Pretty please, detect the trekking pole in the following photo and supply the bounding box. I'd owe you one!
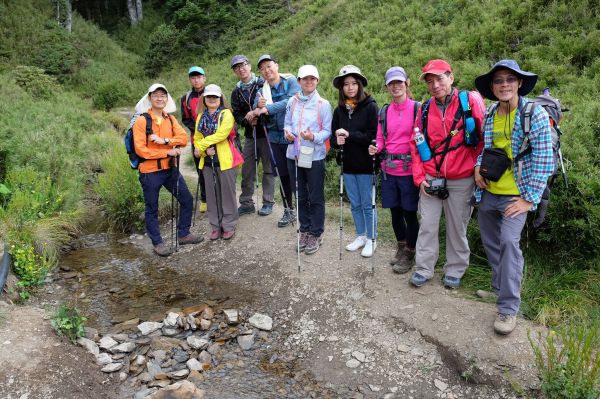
[253,126,259,207]
[338,144,344,261]
[262,125,294,224]
[192,174,200,227]
[209,150,223,237]
[170,156,176,252]
[370,139,377,273]
[295,155,301,273]
[174,153,181,252]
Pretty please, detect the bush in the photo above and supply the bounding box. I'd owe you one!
[12,65,60,99]
[31,21,78,81]
[143,23,181,77]
[51,304,87,344]
[93,80,129,111]
[10,240,49,288]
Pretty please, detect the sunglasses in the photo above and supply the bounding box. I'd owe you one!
[492,76,519,85]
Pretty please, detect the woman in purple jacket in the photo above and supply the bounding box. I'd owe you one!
[368,67,420,272]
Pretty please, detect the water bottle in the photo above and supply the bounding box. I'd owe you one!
[414,127,431,162]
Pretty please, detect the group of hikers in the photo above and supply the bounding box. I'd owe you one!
[131,55,556,336]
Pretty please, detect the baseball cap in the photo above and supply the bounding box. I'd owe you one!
[297,65,320,80]
[257,54,277,68]
[188,66,205,76]
[384,67,408,85]
[230,55,249,68]
[419,59,452,80]
[203,84,222,97]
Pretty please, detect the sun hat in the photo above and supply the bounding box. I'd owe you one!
[257,54,277,68]
[230,55,249,68]
[135,83,176,113]
[419,59,452,80]
[188,66,205,76]
[384,67,408,85]
[332,65,368,89]
[297,65,320,80]
[474,59,538,101]
[203,84,223,97]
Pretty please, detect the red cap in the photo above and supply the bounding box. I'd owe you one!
[419,59,452,80]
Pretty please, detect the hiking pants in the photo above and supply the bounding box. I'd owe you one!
[239,137,275,207]
[288,158,325,237]
[139,169,193,246]
[477,191,527,316]
[191,143,206,202]
[344,173,377,239]
[415,176,474,280]
[202,164,239,233]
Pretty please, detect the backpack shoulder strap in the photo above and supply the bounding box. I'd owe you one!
[378,104,389,141]
[421,98,432,140]
[185,90,193,111]
[520,100,536,135]
[413,101,421,122]
[142,113,153,139]
[458,90,470,113]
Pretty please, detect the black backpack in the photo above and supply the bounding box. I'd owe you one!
[124,113,174,169]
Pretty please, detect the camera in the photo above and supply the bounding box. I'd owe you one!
[424,178,449,199]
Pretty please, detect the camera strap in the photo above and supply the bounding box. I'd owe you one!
[432,129,458,177]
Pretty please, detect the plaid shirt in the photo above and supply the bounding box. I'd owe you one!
[475,97,554,210]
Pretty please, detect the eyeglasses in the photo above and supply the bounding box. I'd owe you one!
[150,94,167,99]
[233,62,249,71]
[259,62,275,72]
[492,76,519,85]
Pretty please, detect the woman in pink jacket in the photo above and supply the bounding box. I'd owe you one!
[368,67,420,272]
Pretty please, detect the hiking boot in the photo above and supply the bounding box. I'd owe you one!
[410,272,430,287]
[153,243,172,257]
[209,229,221,240]
[361,239,376,258]
[389,241,406,266]
[222,229,235,240]
[443,275,461,289]
[238,205,255,215]
[277,209,294,227]
[258,204,273,216]
[346,235,367,252]
[178,233,204,246]
[297,232,309,252]
[404,246,416,262]
[391,262,412,274]
[304,234,322,255]
[199,202,207,213]
[494,313,517,335]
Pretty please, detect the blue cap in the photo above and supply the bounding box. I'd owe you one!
[188,66,205,76]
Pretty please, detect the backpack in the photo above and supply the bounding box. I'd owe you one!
[378,100,421,141]
[124,112,174,169]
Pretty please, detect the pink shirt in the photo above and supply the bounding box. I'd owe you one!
[376,99,416,176]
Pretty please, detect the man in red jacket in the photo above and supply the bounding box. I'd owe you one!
[409,59,485,288]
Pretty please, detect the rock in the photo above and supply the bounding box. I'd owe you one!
[146,380,205,399]
[327,335,339,342]
[96,353,113,366]
[248,313,273,331]
[148,380,171,389]
[182,304,208,316]
[111,342,136,353]
[101,362,123,373]
[434,379,448,392]
[187,370,204,384]
[164,312,180,327]
[186,358,203,371]
[162,327,179,337]
[151,350,167,363]
[139,372,152,383]
[352,351,366,363]
[199,319,211,330]
[147,361,162,378]
[150,336,182,352]
[328,356,333,362]
[237,334,255,351]
[223,309,239,324]
[172,349,189,363]
[369,384,381,392]
[432,313,439,321]
[138,321,164,336]
[397,344,410,353]
[186,315,197,330]
[112,333,129,342]
[154,373,169,380]
[84,327,99,341]
[198,351,212,365]
[200,307,214,320]
[62,271,79,279]
[169,369,190,379]
[411,347,424,357]
[186,336,209,350]
[133,355,147,366]
[346,359,361,368]
[119,372,128,382]
[77,337,99,356]
[111,318,140,333]
[207,343,220,355]
[99,336,118,350]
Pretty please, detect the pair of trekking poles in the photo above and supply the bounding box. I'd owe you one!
[338,139,377,273]
[192,147,224,237]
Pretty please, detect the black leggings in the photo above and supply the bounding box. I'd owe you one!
[390,207,419,248]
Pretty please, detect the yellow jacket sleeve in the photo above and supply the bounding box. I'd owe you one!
[196,110,235,152]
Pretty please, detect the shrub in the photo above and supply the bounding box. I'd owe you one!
[12,65,60,99]
[143,23,181,77]
[31,21,78,81]
[93,80,129,111]
[10,240,49,288]
[51,304,87,344]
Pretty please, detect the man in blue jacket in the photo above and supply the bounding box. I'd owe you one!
[249,54,301,227]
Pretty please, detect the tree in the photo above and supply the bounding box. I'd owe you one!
[53,0,72,32]
[127,0,143,25]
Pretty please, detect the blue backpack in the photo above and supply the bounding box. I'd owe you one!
[124,113,173,169]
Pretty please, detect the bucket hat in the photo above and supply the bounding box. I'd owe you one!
[384,67,408,85]
[203,84,223,97]
[475,59,538,101]
[135,83,176,114]
[297,65,320,80]
[332,65,368,89]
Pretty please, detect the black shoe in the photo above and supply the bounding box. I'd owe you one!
[277,209,295,227]
[238,205,256,215]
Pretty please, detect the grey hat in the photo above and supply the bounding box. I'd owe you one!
[257,54,276,68]
[475,59,538,101]
[332,65,368,89]
[230,54,249,68]
[384,67,408,85]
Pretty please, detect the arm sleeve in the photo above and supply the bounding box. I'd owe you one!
[169,117,188,147]
[284,97,295,135]
[133,117,169,160]
[311,101,332,145]
[181,95,195,132]
[375,108,385,152]
[347,102,378,146]
[230,88,249,127]
[522,106,554,204]
[266,77,301,116]
[197,110,235,152]
[330,107,340,149]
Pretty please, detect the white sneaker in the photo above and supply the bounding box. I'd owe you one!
[361,239,377,258]
[345,235,367,252]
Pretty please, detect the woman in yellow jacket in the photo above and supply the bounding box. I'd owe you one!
[194,84,244,240]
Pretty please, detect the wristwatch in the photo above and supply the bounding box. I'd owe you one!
[164,138,170,145]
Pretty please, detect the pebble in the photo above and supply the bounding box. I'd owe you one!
[169,369,189,379]
[327,335,339,342]
[248,313,273,331]
[397,344,410,353]
[77,337,99,356]
[198,351,212,364]
[186,336,209,350]
[99,336,118,350]
[111,342,136,353]
[369,384,381,392]
[96,353,112,366]
[434,379,448,392]
[346,359,361,368]
[101,362,123,373]
[328,356,333,362]
[223,309,239,324]
[164,312,179,327]
[237,334,255,351]
[352,351,366,363]
[186,358,202,371]
[199,319,211,330]
[432,313,439,321]
[138,322,163,336]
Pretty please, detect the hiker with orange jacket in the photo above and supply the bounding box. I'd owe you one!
[133,83,203,257]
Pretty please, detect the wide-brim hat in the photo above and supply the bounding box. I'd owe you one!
[475,59,538,101]
[332,65,368,89]
[135,83,176,113]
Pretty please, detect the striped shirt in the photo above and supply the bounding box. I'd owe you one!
[474,97,554,210]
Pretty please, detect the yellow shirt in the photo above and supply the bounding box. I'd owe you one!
[488,108,519,195]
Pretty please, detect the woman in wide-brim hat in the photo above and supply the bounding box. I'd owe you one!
[330,64,379,258]
[472,59,554,336]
